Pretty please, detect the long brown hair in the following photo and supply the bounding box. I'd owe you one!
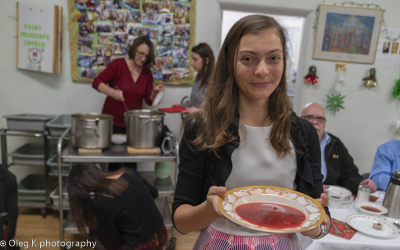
[191,43,215,89]
[189,14,293,157]
[66,163,131,234]
[128,36,155,68]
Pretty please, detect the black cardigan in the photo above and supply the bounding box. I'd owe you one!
[172,113,330,228]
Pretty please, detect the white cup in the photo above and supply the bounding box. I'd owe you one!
[329,195,344,208]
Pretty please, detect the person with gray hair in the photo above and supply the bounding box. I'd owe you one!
[301,102,376,194]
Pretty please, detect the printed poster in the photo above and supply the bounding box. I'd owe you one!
[373,28,400,69]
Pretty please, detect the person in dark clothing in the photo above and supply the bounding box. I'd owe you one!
[301,102,376,194]
[0,164,19,250]
[67,163,166,250]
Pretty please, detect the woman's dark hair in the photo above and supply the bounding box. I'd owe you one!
[191,43,215,89]
[189,14,293,157]
[66,163,131,234]
[128,36,155,68]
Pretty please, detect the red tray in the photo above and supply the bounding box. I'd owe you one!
[158,106,187,113]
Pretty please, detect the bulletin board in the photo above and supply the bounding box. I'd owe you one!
[67,0,196,85]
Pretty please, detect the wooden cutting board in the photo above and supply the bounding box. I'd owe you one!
[127,146,161,155]
[78,148,102,154]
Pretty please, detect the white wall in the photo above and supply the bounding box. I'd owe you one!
[0,0,191,179]
[216,0,400,175]
[1,0,400,178]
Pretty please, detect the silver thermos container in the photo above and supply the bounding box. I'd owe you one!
[383,170,400,218]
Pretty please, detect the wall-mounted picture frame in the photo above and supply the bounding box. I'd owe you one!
[313,4,384,64]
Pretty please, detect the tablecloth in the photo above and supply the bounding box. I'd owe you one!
[299,191,400,250]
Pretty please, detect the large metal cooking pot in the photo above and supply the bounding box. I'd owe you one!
[125,109,165,149]
[71,113,113,149]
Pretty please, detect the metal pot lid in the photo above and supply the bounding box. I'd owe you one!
[125,109,165,117]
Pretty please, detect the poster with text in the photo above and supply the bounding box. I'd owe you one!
[17,2,62,74]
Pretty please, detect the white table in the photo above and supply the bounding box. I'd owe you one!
[300,192,400,250]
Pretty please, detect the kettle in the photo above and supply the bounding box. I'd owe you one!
[383,170,400,218]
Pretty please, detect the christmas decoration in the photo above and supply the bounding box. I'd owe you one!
[392,78,400,99]
[335,62,346,72]
[334,62,346,92]
[304,65,318,85]
[363,68,378,87]
[326,93,346,115]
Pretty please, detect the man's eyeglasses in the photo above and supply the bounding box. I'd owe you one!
[301,115,326,124]
[136,50,149,59]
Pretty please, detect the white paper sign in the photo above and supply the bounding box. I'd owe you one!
[17,2,58,73]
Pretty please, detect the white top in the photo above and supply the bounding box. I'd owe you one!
[211,123,297,236]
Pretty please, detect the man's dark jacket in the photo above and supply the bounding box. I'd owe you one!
[324,133,364,193]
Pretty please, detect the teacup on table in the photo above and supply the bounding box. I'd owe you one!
[329,195,345,208]
[327,185,353,208]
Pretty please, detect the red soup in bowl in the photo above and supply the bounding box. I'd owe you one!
[360,206,382,213]
[235,202,306,229]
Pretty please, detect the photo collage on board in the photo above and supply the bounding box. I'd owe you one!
[74,0,192,83]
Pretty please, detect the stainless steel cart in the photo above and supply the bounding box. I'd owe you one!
[0,129,53,217]
[56,128,178,249]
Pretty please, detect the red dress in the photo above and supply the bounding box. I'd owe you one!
[92,58,154,127]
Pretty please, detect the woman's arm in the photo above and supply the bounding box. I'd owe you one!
[97,82,124,101]
[174,186,226,233]
[369,146,394,191]
[92,59,124,101]
[172,122,226,233]
[181,107,199,114]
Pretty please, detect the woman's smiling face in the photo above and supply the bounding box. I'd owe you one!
[235,29,284,103]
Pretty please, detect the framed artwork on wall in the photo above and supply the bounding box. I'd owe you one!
[313,4,384,64]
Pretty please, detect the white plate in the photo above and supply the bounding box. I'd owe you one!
[111,134,127,144]
[326,185,352,199]
[346,214,399,238]
[218,186,325,233]
[151,88,165,107]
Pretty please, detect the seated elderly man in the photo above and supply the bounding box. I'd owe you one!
[301,102,376,194]
[369,140,400,191]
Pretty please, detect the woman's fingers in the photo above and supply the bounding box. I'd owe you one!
[112,89,124,101]
[155,84,165,92]
[207,186,227,216]
[207,186,227,197]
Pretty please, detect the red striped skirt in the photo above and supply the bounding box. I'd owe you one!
[193,226,301,250]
